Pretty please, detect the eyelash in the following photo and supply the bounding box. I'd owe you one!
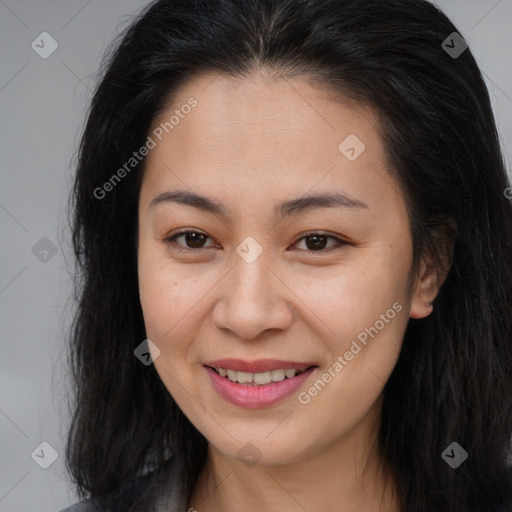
[162,230,348,254]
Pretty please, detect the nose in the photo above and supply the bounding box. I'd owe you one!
[211,252,294,340]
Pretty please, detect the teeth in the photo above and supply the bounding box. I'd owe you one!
[254,371,272,385]
[271,369,286,382]
[213,367,306,385]
[236,371,253,383]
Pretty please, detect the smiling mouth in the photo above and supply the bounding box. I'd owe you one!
[206,366,315,386]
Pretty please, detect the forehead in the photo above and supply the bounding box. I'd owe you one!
[141,71,404,220]
[151,70,380,153]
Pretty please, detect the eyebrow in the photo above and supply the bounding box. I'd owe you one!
[150,190,368,218]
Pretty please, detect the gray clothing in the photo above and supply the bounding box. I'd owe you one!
[57,461,186,512]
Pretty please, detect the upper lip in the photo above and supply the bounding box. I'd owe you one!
[204,358,317,373]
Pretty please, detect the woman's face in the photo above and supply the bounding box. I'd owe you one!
[137,71,430,466]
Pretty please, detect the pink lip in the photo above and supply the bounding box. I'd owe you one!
[204,358,316,373]
[204,364,317,409]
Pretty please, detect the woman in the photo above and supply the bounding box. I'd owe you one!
[61,0,512,511]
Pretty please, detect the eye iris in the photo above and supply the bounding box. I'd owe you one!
[305,234,328,251]
[185,232,207,248]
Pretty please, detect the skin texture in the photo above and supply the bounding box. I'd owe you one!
[137,70,444,512]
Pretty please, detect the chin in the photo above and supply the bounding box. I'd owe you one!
[205,423,316,467]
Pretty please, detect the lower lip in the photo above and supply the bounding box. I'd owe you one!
[205,366,316,409]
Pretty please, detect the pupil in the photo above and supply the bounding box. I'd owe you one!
[306,235,327,251]
[186,232,205,248]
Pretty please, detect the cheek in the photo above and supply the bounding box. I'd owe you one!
[289,249,410,338]
[137,254,206,404]
[290,249,410,400]
[137,246,201,354]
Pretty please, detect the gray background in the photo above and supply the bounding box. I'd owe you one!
[1,1,511,511]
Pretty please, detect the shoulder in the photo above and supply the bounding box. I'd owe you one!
[55,471,153,512]
[56,462,186,512]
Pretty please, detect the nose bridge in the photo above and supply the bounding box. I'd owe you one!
[230,244,275,306]
[229,231,273,293]
[213,242,292,338]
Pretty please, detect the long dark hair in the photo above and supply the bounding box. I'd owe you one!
[65,1,512,510]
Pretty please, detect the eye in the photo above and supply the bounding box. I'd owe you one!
[291,231,347,252]
[163,229,348,253]
[163,230,216,251]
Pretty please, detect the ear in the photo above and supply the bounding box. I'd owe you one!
[409,219,457,319]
